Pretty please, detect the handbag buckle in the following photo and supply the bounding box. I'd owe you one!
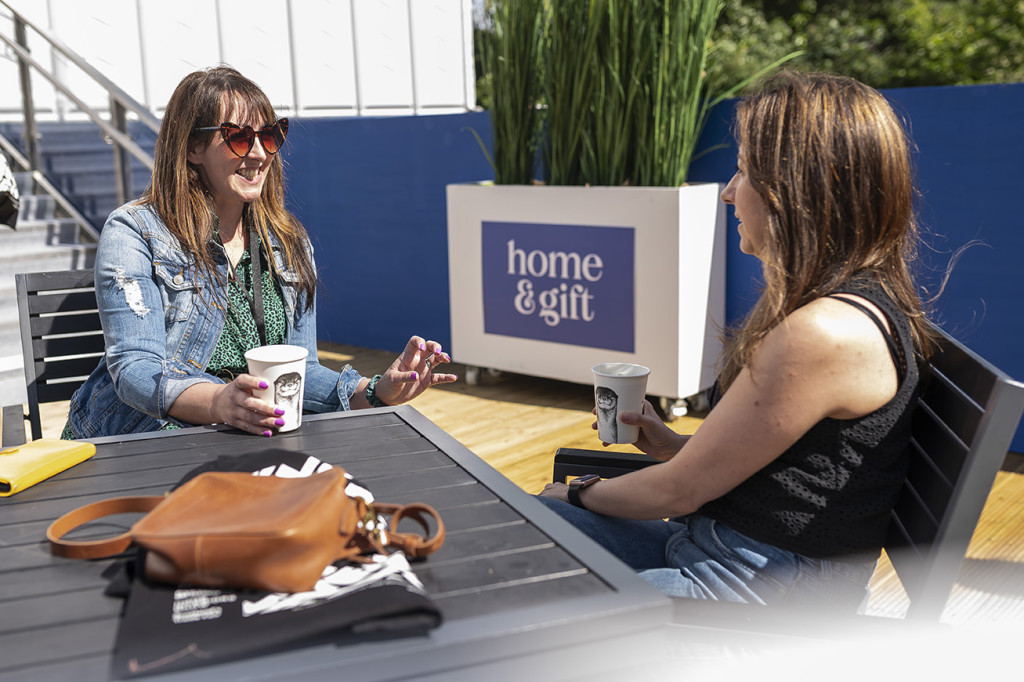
[360,500,383,541]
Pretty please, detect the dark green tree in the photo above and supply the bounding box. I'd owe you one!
[709,0,1024,90]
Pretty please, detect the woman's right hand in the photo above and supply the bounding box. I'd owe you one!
[219,374,287,436]
[596,399,689,461]
[171,375,286,437]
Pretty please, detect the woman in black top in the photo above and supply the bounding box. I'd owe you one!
[538,71,935,611]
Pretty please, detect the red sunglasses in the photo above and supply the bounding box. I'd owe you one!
[193,118,289,157]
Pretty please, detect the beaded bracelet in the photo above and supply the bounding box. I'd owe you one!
[365,374,388,408]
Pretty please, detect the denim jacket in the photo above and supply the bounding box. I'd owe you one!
[67,202,363,438]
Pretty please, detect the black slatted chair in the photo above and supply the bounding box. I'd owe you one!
[553,323,1024,622]
[2,269,101,446]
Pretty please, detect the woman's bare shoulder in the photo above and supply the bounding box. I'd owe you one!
[755,296,898,418]
[784,295,890,350]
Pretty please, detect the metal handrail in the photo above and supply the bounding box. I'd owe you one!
[0,1,160,236]
[0,3,159,133]
[0,35,156,167]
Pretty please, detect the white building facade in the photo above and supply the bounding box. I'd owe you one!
[0,0,476,120]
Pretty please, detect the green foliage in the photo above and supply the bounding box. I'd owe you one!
[636,0,727,187]
[472,28,494,111]
[476,0,546,185]
[479,0,795,186]
[543,0,607,185]
[475,1,1024,129]
[708,0,1024,90]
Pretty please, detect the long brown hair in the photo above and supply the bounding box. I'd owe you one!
[140,66,316,309]
[717,71,934,390]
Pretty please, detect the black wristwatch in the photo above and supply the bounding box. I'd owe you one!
[567,473,600,510]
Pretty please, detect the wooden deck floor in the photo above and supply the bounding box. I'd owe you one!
[21,341,1024,627]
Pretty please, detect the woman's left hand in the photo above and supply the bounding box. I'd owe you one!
[538,482,569,502]
[372,336,458,405]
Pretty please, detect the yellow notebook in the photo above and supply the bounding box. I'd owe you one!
[0,439,96,497]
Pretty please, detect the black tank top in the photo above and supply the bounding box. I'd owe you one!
[699,276,920,559]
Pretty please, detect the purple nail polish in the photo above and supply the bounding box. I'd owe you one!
[410,372,419,381]
[275,418,286,426]
[262,430,272,437]
[419,343,426,351]
[259,381,269,390]
[275,408,285,415]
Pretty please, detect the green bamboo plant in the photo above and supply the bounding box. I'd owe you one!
[544,0,604,186]
[476,0,546,185]
[481,0,797,187]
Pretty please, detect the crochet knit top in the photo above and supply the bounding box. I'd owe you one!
[699,276,920,559]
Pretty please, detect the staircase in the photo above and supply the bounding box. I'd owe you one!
[0,121,156,229]
[0,122,154,406]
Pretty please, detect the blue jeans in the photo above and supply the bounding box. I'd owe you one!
[536,497,875,612]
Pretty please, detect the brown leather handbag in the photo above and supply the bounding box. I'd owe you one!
[46,467,444,593]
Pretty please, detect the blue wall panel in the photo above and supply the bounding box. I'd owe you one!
[285,84,1024,451]
[282,111,493,353]
[886,85,1024,369]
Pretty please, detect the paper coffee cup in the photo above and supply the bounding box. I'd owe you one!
[244,344,309,432]
[592,363,651,444]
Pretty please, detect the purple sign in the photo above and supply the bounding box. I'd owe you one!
[481,221,635,352]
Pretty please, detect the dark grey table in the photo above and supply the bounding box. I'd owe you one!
[0,406,671,681]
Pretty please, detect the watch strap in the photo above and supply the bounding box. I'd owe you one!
[567,475,598,510]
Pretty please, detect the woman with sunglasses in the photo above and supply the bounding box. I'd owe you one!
[539,71,936,612]
[62,66,456,439]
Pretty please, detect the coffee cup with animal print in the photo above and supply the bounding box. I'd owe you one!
[592,363,650,444]
[244,344,309,432]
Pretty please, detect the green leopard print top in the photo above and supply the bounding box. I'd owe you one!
[206,234,288,381]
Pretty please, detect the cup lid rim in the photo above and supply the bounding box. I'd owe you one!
[243,344,309,363]
[591,362,651,378]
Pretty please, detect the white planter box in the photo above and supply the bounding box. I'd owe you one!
[446,182,726,402]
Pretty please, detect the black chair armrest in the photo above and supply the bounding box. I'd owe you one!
[2,404,27,448]
[552,447,658,483]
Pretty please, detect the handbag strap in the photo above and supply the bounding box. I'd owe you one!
[371,502,446,559]
[48,493,446,561]
[47,496,165,559]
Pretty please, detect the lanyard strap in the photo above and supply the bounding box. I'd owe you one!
[247,227,267,347]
